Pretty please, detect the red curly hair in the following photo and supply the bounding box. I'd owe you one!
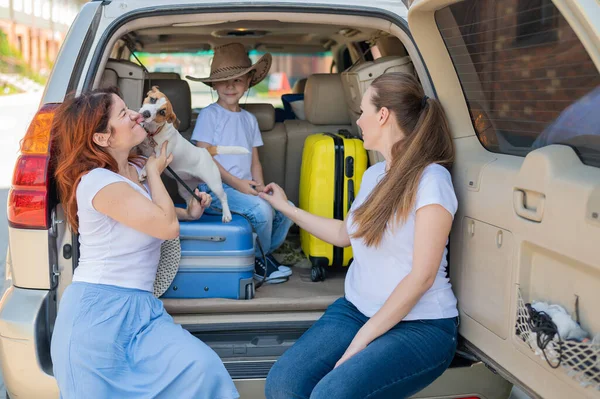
[51,87,142,233]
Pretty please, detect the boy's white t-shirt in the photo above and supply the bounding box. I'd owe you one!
[345,162,459,320]
[191,102,263,181]
[72,165,163,292]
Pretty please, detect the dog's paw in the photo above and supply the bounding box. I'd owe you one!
[222,211,233,223]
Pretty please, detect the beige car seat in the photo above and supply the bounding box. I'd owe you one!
[341,55,414,164]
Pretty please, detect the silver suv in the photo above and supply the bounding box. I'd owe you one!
[2,0,599,398]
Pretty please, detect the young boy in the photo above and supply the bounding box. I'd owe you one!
[187,43,293,284]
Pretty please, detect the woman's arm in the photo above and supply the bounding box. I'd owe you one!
[335,204,453,368]
[93,142,179,240]
[175,207,189,221]
[175,189,212,221]
[259,183,351,248]
[93,177,179,240]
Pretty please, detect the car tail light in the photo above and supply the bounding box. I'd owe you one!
[7,103,59,230]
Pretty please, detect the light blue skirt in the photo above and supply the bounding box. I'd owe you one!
[51,282,239,399]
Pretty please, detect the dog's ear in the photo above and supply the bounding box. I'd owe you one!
[166,111,181,129]
[146,85,160,98]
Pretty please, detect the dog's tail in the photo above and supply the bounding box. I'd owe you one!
[207,145,250,156]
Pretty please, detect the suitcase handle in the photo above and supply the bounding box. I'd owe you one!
[338,129,352,138]
[180,235,226,242]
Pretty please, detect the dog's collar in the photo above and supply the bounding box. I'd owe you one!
[147,123,166,148]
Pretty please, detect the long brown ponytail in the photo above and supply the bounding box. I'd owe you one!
[350,72,454,247]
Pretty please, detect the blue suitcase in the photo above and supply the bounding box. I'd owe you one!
[160,213,256,300]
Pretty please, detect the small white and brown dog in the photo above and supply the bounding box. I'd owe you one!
[138,86,249,223]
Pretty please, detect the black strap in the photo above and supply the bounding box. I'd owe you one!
[126,41,152,95]
[345,44,374,72]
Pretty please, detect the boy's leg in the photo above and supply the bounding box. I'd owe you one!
[269,200,295,254]
[200,184,292,283]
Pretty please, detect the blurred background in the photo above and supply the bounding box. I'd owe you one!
[0,0,84,93]
[137,50,332,109]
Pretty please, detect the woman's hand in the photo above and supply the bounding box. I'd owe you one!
[145,141,173,176]
[334,341,368,369]
[258,183,290,211]
[186,188,212,220]
[233,177,259,196]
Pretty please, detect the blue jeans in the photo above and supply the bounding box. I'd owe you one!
[199,183,294,258]
[265,297,458,399]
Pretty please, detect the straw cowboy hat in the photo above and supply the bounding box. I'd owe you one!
[186,43,272,87]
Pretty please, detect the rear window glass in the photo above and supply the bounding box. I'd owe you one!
[435,0,600,167]
[135,51,333,109]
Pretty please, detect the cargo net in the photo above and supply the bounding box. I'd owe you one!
[153,238,182,298]
[515,290,600,390]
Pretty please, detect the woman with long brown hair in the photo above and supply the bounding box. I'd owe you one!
[50,87,239,399]
[263,72,459,399]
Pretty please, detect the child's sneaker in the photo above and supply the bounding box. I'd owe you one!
[254,255,292,284]
[267,254,292,275]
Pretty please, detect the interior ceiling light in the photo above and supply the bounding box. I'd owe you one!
[338,28,359,37]
[212,29,269,38]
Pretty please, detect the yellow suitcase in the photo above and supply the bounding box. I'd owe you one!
[299,131,368,281]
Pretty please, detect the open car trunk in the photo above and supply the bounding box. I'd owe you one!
[49,4,519,398]
[89,14,409,316]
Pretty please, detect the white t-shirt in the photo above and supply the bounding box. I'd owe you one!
[72,165,162,292]
[345,162,459,320]
[191,103,263,181]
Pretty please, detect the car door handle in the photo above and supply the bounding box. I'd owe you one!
[513,189,545,222]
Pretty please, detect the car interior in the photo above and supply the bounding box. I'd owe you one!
[92,20,418,316]
[70,17,514,398]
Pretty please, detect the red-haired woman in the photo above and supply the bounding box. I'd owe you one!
[50,87,239,399]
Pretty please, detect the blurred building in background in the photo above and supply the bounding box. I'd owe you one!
[0,0,86,91]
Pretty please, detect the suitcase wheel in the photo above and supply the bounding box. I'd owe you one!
[245,283,254,300]
[311,265,327,282]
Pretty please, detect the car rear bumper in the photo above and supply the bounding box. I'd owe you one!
[0,285,59,399]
